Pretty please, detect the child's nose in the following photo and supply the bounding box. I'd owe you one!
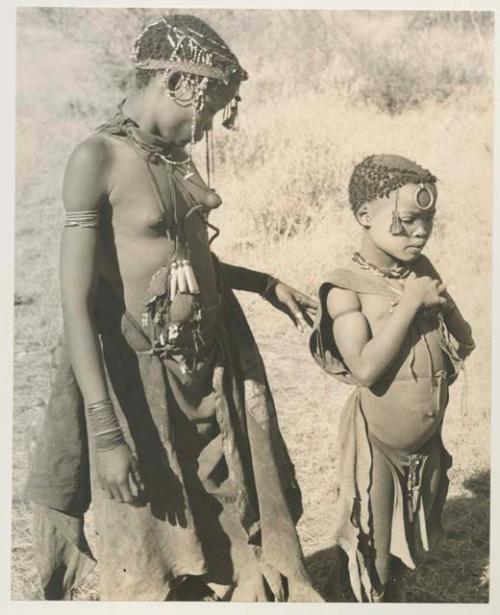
[414,220,432,236]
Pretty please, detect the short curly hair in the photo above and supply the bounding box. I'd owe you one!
[349,154,437,213]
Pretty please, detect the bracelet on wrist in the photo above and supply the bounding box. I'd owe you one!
[86,398,125,451]
[261,275,279,300]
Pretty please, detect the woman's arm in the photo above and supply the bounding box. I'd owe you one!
[219,262,274,294]
[61,138,110,403]
[220,261,318,331]
[61,137,143,504]
[330,275,446,387]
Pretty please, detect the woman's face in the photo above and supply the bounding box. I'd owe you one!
[155,75,240,146]
[361,182,437,263]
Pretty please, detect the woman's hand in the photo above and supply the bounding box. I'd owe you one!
[265,282,318,332]
[96,443,145,505]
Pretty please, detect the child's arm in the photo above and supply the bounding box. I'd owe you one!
[442,298,475,359]
[416,255,475,358]
[329,276,446,387]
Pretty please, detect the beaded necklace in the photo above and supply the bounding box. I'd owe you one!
[352,251,411,280]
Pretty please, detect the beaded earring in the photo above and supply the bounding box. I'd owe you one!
[222,94,241,130]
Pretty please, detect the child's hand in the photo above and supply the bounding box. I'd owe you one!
[403,273,447,310]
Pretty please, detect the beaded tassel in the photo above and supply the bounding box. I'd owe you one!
[389,189,404,235]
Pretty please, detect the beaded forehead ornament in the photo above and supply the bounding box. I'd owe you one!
[349,154,437,235]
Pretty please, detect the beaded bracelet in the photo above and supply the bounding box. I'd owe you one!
[86,398,125,452]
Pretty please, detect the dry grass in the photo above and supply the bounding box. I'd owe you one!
[13,8,492,602]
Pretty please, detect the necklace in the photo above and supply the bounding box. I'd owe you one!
[99,99,192,170]
[352,251,411,279]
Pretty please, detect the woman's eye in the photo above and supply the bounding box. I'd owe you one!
[401,218,414,224]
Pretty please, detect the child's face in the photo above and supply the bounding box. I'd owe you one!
[362,182,437,263]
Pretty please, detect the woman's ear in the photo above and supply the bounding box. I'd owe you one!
[356,203,371,228]
[166,72,194,106]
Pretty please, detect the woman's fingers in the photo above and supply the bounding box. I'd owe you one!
[117,481,134,504]
[297,292,319,311]
[130,456,146,494]
[108,484,123,502]
[285,298,307,332]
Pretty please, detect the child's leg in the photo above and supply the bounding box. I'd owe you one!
[369,444,396,598]
[383,557,408,602]
[421,439,442,517]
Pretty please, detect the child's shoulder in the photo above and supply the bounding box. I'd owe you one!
[413,254,442,280]
[326,286,361,320]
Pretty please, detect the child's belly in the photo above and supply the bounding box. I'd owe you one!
[359,372,449,453]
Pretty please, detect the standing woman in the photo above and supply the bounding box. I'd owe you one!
[26,15,320,602]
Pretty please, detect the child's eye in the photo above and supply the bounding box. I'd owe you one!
[401,218,414,224]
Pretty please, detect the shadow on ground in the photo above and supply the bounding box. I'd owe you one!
[305,470,490,603]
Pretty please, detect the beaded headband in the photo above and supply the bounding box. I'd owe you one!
[133,59,242,84]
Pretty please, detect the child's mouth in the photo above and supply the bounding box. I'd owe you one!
[406,244,425,253]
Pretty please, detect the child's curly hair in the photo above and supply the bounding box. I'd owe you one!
[349,154,437,213]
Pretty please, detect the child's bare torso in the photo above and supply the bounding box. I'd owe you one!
[358,289,448,453]
[95,133,219,330]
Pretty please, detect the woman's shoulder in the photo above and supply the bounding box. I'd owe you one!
[66,132,114,174]
[63,133,115,209]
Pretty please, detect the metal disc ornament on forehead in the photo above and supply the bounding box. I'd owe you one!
[415,183,435,210]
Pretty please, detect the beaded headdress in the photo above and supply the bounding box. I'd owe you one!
[131,16,248,128]
[349,154,437,235]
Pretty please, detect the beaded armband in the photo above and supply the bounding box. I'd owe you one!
[64,210,101,229]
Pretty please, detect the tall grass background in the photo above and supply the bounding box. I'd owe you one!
[14,8,493,601]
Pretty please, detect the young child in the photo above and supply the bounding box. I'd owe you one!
[310,154,475,602]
